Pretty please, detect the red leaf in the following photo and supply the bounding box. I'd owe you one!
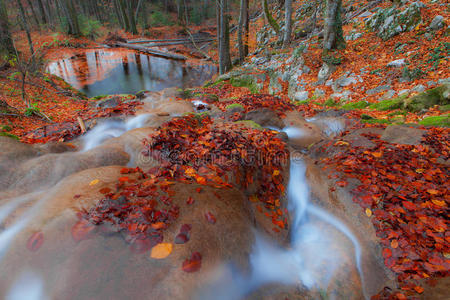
[180,224,192,234]
[402,201,416,211]
[72,219,95,242]
[186,196,195,205]
[336,180,348,187]
[205,212,216,224]
[382,248,392,259]
[26,232,44,252]
[175,233,189,244]
[182,252,202,272]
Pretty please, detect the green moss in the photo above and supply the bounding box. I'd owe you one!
[234,120,263,129]
[439,104,450,112]
[1,125,12,132]
[230,76,259,94]
[324,98,339,107]
[361,114,373,120]
[369,95,406,111]
[294,99,310,106]
[404,84,450,112]
[194,93,219,102]
[418,115,450,127]
[0,132,19,140]
[341,101,369,110]
[225,103,244,111]
[178,89,194,99]
[361,118,391,124]
[91,94,108,100]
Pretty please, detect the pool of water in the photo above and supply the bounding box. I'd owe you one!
[47,48,217,98]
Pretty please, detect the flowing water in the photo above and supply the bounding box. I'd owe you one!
[0,115,367,299]
[47,48,217,97]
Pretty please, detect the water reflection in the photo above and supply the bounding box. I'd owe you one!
[47,49,217,97]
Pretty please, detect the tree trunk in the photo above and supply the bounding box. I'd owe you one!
[127,0,138,34]
[25,0,41,28]
[59,0,80,36]
[36,0,48,24]
[323,0,345,51]
[217,0,231,74]
[262,0,280,35]
[237,0,249,63]
[0,0,15,56]
[282,0,292,48]
[16,0,35,56]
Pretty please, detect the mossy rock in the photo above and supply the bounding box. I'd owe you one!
[0,132,19,140]
[177,89,195,99]
[324,98,339,107]
[418,115,450,127]
[234,120,263,130]
[341,101,369,110]
[230,75,259,94]
[1,125,12,132]
[194,93,219,102]
[361,118,391,125]
[226,103,244,111]
[91,94,108,100]
[403,84,450,112]
[369,95,406,111]
[439,104,450,112]
[294,99,309,106]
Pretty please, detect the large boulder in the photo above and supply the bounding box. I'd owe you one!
[403,83,450,112]
[366,2,423,40]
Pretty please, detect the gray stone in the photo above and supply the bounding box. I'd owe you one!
[412,84,426,93]
[294,91,309,101]
[345,32,363,41]
[398,89,410,96]
[381,90,396,100]
[318,63,332,84]
[427,81,436,87]
[325,79,333,86]
[331,90,352,100]
[438,78,450,85]
[387,58,406,67]
[245,108,284,129]
[381,125,425,145]
[366,84,392,95]
[314,88,325,98]
[428,15,444,31]
[336,75,358,87]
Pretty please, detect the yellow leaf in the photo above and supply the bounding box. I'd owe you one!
[415,168,425,173]
[89,179,99,186]
[334,140,350,146]
[273,170,280,176]
[365,208,372,217]
[150,243,173,259]
[427,189,439,195]
[185,167,196,177]
[432,199,445,207]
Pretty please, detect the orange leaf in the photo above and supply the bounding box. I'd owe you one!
[391,239,398,249]
[431,199,445,207]
[150,243,173,259]
[427,189,439,195]
[151,222,165,230]
[371,152,382,158]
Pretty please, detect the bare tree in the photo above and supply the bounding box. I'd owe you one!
[217,0,231,74]
[282,0,292,48]
[323,0,345,52]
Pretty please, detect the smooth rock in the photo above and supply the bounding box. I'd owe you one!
[381,125,425,145]
[428,15,444,30]
[412,84,426,93]
[294,91,309,101]
[387,59,406,67]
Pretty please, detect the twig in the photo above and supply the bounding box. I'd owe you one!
[184,27,216,63]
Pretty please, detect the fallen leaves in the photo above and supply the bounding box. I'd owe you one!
[26,232,44,252]
[204,212,216,224]
[182,252,202,273]
[150,243,173,259]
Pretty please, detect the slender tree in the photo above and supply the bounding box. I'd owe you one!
[217,0,231,74]
[323,0,345,52]
[237,0,249,63]
[36,0,48,24]
[0,0,15,57]
[282,0,292,48]
[16,0,35,56]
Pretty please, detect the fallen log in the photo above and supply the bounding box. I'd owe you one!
[115,42,187,60]
[138,39,214,48]
[128,37,214,44]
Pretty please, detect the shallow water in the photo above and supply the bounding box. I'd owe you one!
[47,48,217,97]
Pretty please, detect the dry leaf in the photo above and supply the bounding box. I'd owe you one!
[150,243,173,259]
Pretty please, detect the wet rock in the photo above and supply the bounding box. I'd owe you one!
[428,15,445,31]
[135,90,148,100]
[343,128,385,148]
[381,125,425,145]
[244,108,285,129]
[96,96,119,109]
[387,58,406,68]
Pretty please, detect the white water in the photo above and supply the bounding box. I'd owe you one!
[82,114,151,151]
[306,117,345,137]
